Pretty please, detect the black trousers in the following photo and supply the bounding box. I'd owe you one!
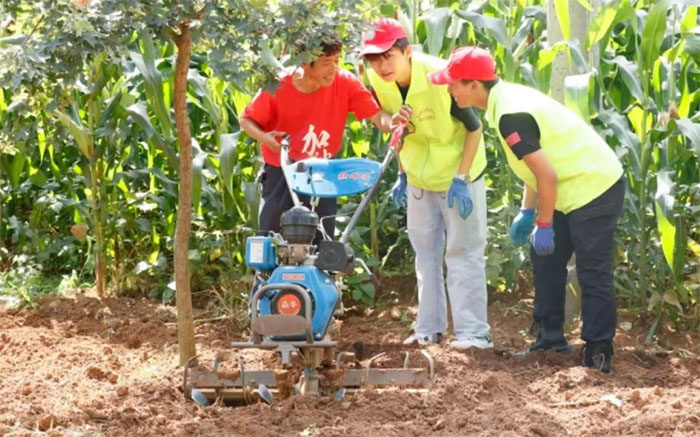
[258,164,337,240]
[531,177,625,343]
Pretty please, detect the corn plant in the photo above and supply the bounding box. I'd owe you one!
[576,0,700,333]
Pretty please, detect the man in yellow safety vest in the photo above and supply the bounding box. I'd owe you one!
[360,20,492,350]
[429,46,624,373]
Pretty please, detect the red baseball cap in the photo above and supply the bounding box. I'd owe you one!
[359,18,407,57]
[428,46,498,84]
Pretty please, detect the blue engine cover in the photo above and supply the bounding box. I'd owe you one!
[245,237,276,271]
[259,266,339,341]
[286,157,381,198]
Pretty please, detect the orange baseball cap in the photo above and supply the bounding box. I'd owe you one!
[428,46,498,84]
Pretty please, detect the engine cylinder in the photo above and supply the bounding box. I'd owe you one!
[280,206,319,244]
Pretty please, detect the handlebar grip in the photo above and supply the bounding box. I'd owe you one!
[280,134,291,150]
[389,122,407,149]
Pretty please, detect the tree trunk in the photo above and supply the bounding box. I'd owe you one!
[172,23,197,366]
[547,0,592,101]
[547,0,595,325]
[90,162,107,296]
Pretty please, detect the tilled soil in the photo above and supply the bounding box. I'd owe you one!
[1,287,699,437]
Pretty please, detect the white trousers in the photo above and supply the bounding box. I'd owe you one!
[406,177,490,339]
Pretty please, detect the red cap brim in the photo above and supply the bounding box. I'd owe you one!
[427,68,455,85]
[358,40,397,58]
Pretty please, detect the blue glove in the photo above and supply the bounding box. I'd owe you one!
[531,221,555,255]
[447,177,473,219]
[509,208,535,246]
[392,173,407,209]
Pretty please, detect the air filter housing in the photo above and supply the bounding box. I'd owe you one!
[280,206,319,244]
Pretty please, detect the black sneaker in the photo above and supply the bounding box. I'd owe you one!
[582,341,613,374]
[515,320,572,358]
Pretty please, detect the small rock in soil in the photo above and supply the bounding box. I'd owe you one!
[37,415,57,431]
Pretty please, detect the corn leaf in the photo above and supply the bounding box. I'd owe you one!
[675,118,700,156]
[220,132,240,197]
[640,0,670,74]
[242,181,259,228]
[188,69,221,127]
[130,33,173,140]
[9,153,26,190]
[606,56,644,102]
[192,139,205,213]
[454,10,509,49]
[565,72,593,121]
[554,0,571,41]
[126,102,178,169]
[655,171,676,269]
[422,7,451,56]
[55,109,93,159]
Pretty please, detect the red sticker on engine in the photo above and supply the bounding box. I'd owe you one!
[282,273,305,281]
[505,131,521,147]
[277,294,301,315]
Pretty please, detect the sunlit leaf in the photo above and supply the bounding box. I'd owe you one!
[422,7,451,55]
[564,72,592,121]
[640,0,670,75]
[454,9,509,49]
[654,171,675,268]
[553,0,571,41]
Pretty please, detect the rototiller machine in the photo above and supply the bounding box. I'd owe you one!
[183,125,435,405]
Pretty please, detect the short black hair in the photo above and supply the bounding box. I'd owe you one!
[460,78,500,89]
[363,37,410,62]
[295,31,343,61]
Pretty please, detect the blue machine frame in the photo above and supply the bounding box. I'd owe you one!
[285,157,381,198]
[245,141,399,342]
[257,266,338,341]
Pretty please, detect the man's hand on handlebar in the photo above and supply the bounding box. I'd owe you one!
[261,130,287,152]
[390,105,413,130]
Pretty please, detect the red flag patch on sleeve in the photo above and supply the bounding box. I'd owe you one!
[505,131,521,147]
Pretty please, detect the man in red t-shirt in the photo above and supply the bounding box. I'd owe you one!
[241,34,400,239]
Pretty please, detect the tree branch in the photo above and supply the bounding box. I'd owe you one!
[10,13,45,62]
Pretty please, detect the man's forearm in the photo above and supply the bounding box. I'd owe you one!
[535,177,556,223]
[240,117,265,142]
[370,110,394,133]
[457,127,481,176]
[521,150,557,223]
[521,179,556,223]
[522,184,537,209]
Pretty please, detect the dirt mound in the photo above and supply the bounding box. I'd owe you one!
[1,289,699,436]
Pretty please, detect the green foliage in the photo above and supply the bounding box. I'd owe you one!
[585,1,700,330]
[345,269,377,306]
[0,0,376,297]
[0,256,83,308]
[0,0,699,333]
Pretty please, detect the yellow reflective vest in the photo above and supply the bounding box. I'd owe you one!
[368,53,487,192]
[487,81,623,213]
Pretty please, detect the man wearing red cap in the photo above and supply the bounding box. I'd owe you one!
[429,46,625,373]
[241,33,397,240]
[360,19,492,349]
